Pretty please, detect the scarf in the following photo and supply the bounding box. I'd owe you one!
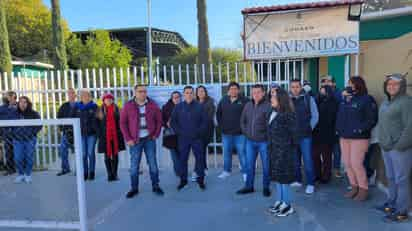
[105,105,119,158]
[75,101,96,111]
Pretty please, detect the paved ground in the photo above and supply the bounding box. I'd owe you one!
[0,167,411,231]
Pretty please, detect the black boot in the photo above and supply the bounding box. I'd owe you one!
[177,179,188,191]
[112,156,119,181]
[84,172,88,181]
[153,185,165,196]
[104,158,113,181]
[197,177,206,190]
[89,172,95,181]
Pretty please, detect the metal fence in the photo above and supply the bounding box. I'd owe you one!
[0,60,304,170]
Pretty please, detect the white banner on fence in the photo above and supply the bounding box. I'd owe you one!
[243,6,359,60]
[147,84,222,107]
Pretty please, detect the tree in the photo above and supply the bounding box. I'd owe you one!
[0,0,12,74]
[197,0,212,66]
[363,0,404,12]
[4,0,70,62]
[66,30,132,69]
[51,0,68,70]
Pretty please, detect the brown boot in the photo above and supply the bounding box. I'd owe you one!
[353,188,368,201]
[344,185,358,198]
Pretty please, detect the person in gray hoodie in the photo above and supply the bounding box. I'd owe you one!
[236,84,272,197]
[376,73,412,223]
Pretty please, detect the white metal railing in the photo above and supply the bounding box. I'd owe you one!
[0,119,88,231]
[0,60,304,170]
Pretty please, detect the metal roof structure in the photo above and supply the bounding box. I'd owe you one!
[242,0,364,14]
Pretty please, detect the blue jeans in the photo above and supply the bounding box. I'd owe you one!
[275,183,292,204]
[245,139,270,189]
[13,138,36,176]
[382,148,412,214]
[222,134,246,174]
[333,141,341,169]
[129,138,160,190]
[82,136,97,175]
[169,149,180,176]
[295,137,315,186]
[59,134,73,172]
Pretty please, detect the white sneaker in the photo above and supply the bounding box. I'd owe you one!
[14,175,25,184]
[242,174,247,183]
[290,182,302,187]
[191,172,198,182]
[268,201,282,214]
[218,171,231,179]
[305,185,315,194]
[276,203,295,217]
[24,175,32,184]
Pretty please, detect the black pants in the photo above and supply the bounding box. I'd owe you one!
[364,143,378,178]
[178,138,205,181]
[313,143,333,183]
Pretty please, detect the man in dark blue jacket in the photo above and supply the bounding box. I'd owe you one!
[171,86,208,191]
[290,80,319,195]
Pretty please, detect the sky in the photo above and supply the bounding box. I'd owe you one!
[43,0,325,49]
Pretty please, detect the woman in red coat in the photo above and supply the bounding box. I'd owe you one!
[96,93,125,181]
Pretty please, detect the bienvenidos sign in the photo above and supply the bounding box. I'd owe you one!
[243,6,360,60]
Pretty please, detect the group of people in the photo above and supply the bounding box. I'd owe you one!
[0,91,42,183]
[0,72,411,222]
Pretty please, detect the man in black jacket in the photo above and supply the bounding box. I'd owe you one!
[57,88,77,176]
[171,86,208,191]
[236,84,272,197]
[216,82,248,181]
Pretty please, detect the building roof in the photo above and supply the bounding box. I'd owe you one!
[11,61,54,69]
[241,0,364,15]
[361,6,412,21]
[75,27,189,47]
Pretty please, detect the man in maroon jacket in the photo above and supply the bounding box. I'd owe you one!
[120,84,164,198]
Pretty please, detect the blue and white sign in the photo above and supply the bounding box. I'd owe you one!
[147,84,222,107]
[244,6,360,59]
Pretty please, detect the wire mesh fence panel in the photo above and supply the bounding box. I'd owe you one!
[0,119,87,231]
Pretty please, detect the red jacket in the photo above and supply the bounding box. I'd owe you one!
[120,98,162,143]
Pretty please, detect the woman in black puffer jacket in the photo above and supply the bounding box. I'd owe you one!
[268,88,298,217]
